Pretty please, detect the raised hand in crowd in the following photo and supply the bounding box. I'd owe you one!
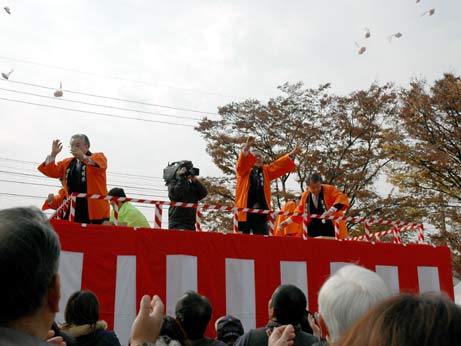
[130,294,165,346]
[307,313,322,338]
[50,139,63,158]
[268,325,296,346]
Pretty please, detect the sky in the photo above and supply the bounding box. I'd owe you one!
[0,0,460,226]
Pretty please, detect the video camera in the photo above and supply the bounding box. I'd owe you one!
[163,160,200,185]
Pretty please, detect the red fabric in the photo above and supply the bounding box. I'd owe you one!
[52,221,454,334]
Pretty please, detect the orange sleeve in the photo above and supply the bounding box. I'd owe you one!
[324,185,349,210]
[266,154,296,181]
[86,152,107,170]
[37,159,65,179]
[41,189,66,210]
[236,151,257,177]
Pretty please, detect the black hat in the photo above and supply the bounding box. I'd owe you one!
[216,315,244,341]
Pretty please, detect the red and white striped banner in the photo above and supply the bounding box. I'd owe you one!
[52,221,455,345]
[67,193,425,243]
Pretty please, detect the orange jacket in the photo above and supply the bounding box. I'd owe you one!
[41,188,67,211]
[235,151,296,222]
[274,201,303,237]
[293,184,350,239]
[38,153,109,220]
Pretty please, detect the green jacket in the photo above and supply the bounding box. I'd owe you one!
[110,202,150,228]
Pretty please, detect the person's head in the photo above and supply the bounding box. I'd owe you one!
[70,134,90,153]
[318,264,390,342]
[0,207,61,334]
[307,173,323,196]
[64,290,99,326]
[160,315,188,346]
[108,187,127,208]
[337,294,461,346]
[268,284,307,326]
[215,315,244,346]
[175,291,212,340]
[251,149,263,168]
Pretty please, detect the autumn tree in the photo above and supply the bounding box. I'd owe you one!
[386,73,461,276]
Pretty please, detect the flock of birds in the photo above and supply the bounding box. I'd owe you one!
[355,2,436,55]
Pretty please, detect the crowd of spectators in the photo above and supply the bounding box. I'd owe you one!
[1,206,460,346]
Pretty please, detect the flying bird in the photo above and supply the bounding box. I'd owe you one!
[1,69,13,80]
[421,8,435,17]
[387,32,403,42]
[54,82,63,97]
[3,6,10,14]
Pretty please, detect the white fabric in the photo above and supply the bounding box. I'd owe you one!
[280,261,309,308]
[418,266,441,294]
[330,262,350,274]
[166,255,198,316]
[45,155,55,165]
[375,265,400,295]
[56,251,84,324]
[114,256,137,346]
[226,258,256,332]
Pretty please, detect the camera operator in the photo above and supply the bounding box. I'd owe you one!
[167,162,208,231]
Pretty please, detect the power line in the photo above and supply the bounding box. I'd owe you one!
[0,156,165,181]
[0,55,242,100]
[0,171,168,194]
[0,192,44,200]
[0,78,220,115]
[0,96,197,127]
[0,87,203,121]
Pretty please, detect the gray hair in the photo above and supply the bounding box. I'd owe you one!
[0,206,61,323]
[71,133,90,147]
[318,264,390,342]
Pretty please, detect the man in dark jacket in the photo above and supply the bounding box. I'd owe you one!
[0,207,61,346]
[175,291,227,346]
[168,165,208,231]
[235,285,319,346]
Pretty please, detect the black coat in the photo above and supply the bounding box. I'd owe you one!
[168,176,208,230]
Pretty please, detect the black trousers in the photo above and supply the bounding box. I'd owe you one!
[308,219,335,237]
[238,213,269,235]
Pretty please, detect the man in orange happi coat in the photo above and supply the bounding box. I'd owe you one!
[235,136,301,235]
[38,134,109,224]
[278,173,350,239]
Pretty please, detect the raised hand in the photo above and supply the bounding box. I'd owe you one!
[243,136,256,151]
[268,325,295,346]
[288,145,302,158]
[70,147,85,161]
[130,294,165,346]
[50,139,62,158]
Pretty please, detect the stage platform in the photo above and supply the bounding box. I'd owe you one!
[52,220,454,344]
